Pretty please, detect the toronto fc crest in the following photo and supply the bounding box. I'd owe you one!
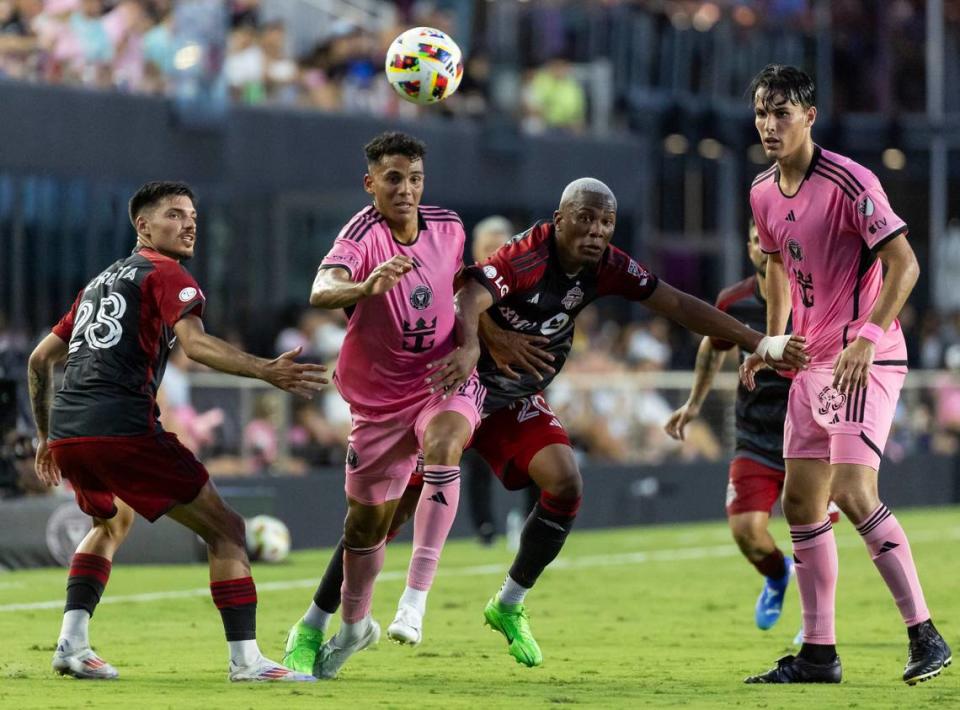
[561,285,584,310]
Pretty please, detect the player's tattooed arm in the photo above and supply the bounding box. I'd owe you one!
[310,256,413,309]
[832,234,919,393]
[174,315,328,398]
[28,333,69,485]
[665,337,725,441]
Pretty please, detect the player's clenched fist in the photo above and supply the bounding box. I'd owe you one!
[362,255,414,296]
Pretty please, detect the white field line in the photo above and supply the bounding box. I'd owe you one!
[1,526,958,614]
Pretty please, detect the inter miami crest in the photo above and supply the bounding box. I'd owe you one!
[346,445,359,469]
[410,284,433,311]
[787,239,803,262]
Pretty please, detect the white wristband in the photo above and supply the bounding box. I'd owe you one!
[755,334,791,361]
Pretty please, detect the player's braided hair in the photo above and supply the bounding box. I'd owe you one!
[128,181,196,226]
[364,131,427,165]
[748,64,816,109]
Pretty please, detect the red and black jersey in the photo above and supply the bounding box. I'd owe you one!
[465,222,659,413]
[49,248,205,440]
[710,275,789,470]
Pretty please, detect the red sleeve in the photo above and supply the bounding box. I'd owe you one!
[51,290,83,342]
[595,246,659,302]
[147,261,206,328]
[464,226,546,304]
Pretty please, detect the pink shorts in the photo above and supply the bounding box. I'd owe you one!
[343,374,485,505]
[784,367,906,470]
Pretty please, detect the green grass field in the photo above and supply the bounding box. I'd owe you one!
[0,507,957,709]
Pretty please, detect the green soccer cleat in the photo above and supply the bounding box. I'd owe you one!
[283,619,326,674]
[483,597,543,668]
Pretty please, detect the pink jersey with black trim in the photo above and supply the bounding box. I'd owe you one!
[320,205,466,413]
[749,146,908,369]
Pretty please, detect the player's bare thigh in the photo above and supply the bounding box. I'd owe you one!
[782,458,832,525]
[526,443,581,499]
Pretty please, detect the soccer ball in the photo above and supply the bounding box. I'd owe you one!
[385,26,463,105]
[245,515,291,563]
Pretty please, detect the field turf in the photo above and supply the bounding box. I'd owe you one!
[0,507,957,708]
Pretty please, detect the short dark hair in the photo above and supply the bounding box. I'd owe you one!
[363,131,426,166]
[748,64,816,109]
[128,181,196,227]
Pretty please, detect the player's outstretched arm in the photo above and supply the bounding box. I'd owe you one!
[478,312,556,381]
[174,315,328,398]
[425,279,492,396]
[27,333,69,486]
[309,255,413,310]
[831,234,919,393]
[644,280,808,372]
[664,336,726,441]
[741,252,796,390]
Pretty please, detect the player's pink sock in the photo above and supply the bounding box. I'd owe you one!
[856,503,930,626]
[341,540,386,623]
[790,518,838,645]
[407,465,460,592]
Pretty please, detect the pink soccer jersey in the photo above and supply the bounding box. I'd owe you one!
[320,205,466,412]
[750,146,908,368]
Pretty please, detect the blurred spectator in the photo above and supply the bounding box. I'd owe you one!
[471,214,513,263]
[158,345,224,455]
[522,56,586,135]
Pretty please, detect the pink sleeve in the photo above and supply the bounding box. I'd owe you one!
[850,180,908,251]
[150,263,206,328]
[320,236,370,282]
[750,192,778,254]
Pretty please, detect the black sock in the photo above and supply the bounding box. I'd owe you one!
[507,494,579,589]
[313,538,345,614]
[210,577,257,641]
[64,553,112,617]
[798,643,838,664]
[908,619,934,642]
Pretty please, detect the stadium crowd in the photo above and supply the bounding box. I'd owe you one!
[3,0,958,131]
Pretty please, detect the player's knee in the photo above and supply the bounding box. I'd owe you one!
[111,504,135,539]
[421,436,462,466]
[830,488,877,524]
[729,520,762,549]
[542,467,582,500]
[207,507,246,548]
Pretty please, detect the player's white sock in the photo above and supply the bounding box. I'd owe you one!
[497,575,530,606]
[228,639,261,667]
[302,602,333,632]
[398,586,428,616]
[58,609,90,647]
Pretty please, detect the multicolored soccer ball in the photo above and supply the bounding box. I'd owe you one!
[385,27,463,105]
[245,515,291,563]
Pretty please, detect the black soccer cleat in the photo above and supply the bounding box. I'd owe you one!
[744,654,842,684]
[903,621,952,685]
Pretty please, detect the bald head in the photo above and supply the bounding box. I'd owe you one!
[558,178,617,212]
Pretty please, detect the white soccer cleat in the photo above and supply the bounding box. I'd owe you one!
[387,605,423,646]
[228,655,316,682]
[52,638,119,680]
[314,616,381,679]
